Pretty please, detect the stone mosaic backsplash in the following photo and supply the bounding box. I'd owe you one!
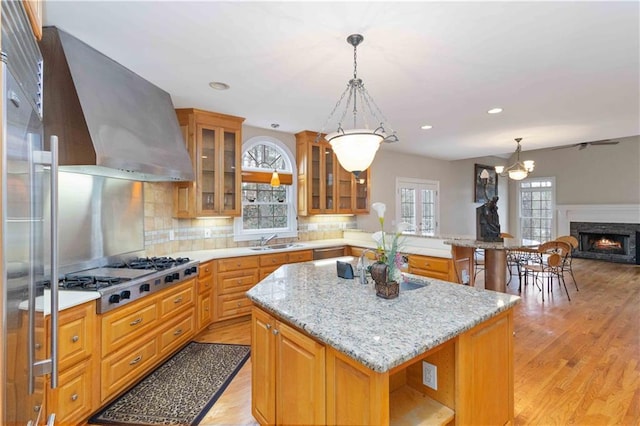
[143,182,357,256]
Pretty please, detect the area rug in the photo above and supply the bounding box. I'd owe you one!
[89,342,250,426]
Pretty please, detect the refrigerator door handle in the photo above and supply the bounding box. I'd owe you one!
[49,135,59,389]
[30,136,59,389]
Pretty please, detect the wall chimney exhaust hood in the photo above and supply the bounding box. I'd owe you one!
[39,27,195,181]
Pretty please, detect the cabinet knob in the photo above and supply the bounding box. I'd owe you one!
[237,302,241,307]
[237,279,242,284]
[129,355,142,365]
[266,324,272,330]
[205,268,210,273]
[70,393,78,402]
[272,329,279,335]
[71,335,79,343]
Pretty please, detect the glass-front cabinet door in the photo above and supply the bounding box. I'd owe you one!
[310,143,321,212]
[221,129,241,215]
[174,108,245,218]
[354,169,370,213]
[198,125,217,213]
[337,164,353,213]
[324,144,335,212]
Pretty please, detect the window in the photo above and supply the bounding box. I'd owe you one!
[395,178,439,235]
[234,137,297,241]
[518,177,555,243]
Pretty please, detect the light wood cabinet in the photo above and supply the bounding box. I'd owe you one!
[174,108,245,218]
[252,307,326,426]
[45,301,97,426]
[99,280,195,403]
[253,305,514,425]
[408,254,455,282]
[213,250,314,323]
[23,0,43,40]
[197,260,214,331]
[296,130,371,215]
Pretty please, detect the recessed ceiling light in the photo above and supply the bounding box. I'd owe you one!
[487,108,503,114]
[421,125,433,130]
[209,81,230,90]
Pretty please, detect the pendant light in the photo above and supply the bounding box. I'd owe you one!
[318,34,398,177]
[270,170,280,187]
[495,138,535,181]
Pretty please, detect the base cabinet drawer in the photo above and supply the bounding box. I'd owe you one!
[101,300,157,356]
[219,270,259,294]
[101,337,158,402]
[159,309,195,356]
[47,360,93,425]
[159,280,195,318]
[216,293,253,321]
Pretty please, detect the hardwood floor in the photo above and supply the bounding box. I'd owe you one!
[194,258,639,425]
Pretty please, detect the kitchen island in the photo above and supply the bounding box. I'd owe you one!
[246,257,520,425]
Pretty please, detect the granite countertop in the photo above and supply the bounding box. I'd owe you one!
[246,257,520,373]
[443,238,539,250]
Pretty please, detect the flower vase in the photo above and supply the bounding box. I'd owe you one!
[370,262,399,299]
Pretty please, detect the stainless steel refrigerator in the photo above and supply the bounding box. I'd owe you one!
[2,2,58,425]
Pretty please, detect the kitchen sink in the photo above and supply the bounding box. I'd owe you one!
[249,243,302,251]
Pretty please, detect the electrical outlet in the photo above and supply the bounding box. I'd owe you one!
[169,230,174,241]
[422,361,438,390]
[308,223,318,231]
[204,229,212,238]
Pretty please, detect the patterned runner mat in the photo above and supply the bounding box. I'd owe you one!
[89,342,250,425]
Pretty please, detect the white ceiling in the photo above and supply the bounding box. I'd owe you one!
[43,1,640,160]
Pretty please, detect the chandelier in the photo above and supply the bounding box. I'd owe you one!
[318,34,398,177]
[495,138,535,180]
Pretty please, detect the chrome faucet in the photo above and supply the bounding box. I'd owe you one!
[358,249,375,284]
[260,233,278,247]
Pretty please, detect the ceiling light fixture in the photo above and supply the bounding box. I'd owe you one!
[495,138,535,180]
[487,108,503,114]
[270,170,280,187]
[209,81,230,90]
[317,34,398,177]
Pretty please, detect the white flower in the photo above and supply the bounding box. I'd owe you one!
[371,202,386,220]
[396,222,411,234]
[372,231,384,247]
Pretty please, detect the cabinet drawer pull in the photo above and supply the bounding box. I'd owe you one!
[272,329,279,335]
[71,335,79,343]
[174,329,183,336]
[129,355,142,365]
[129,318,143,326]
[236,262,241,267]
[35,343,41,350]
[205,267,210,273]
[237,279,242,284]
[174,296,183,304]
[70,393,78,402]
[266,324,272,330]
[237,302,241,307]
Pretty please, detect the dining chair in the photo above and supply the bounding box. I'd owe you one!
[556,235,579,291]
[522,240,572,301]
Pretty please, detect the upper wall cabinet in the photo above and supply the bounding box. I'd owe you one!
[173,109,245,218]
[23,0,43,40]
[295,130,370,216]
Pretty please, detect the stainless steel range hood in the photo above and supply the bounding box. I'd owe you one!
[39,27,195,181]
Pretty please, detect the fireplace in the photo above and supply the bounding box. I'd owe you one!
[570,222,639,264]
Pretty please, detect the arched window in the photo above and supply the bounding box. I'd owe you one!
[234,136,297,241]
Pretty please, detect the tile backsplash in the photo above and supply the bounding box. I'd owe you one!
[143,182,357,256]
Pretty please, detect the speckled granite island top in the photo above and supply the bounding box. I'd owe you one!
[246,257,520,373]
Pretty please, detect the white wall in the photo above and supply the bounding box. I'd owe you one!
[357,147,509,236]
[506,135,640,230]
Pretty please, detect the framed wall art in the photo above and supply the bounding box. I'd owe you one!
[474,163,498,203]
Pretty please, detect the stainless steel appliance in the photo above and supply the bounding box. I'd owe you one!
[46,257,199,314]
[2,2,59,425]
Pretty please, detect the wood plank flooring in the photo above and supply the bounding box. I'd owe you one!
[194,258,640,425]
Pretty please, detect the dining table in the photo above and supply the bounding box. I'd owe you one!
[444,238,539,293]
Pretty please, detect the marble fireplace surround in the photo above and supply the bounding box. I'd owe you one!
[557,204,640,264]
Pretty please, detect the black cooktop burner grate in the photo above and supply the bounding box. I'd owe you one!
[42,275,131,291]
[108,256,192,271]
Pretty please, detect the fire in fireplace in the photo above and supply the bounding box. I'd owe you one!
[580,233,626,255]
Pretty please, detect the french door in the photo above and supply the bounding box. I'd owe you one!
[396,178,439,236]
